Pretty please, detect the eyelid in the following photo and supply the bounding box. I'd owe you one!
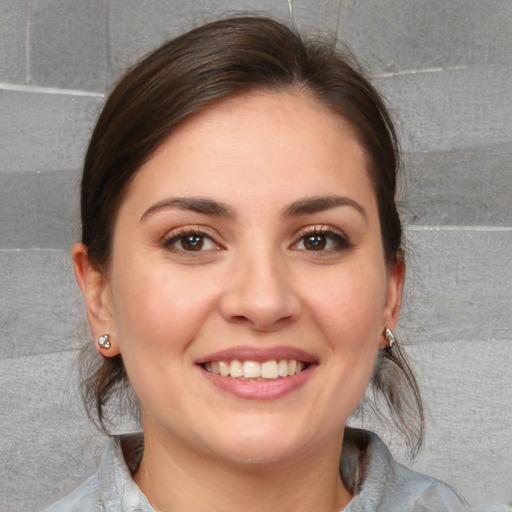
[162,225,225,251]
[291,225,352,251]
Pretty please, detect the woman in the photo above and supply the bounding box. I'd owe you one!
[44,15,485,512]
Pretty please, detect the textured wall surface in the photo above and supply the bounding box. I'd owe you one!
[0,1,510,511]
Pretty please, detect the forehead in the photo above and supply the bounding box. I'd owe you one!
[124,90,375,213]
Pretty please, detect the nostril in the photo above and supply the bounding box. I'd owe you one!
[231,315,249,324]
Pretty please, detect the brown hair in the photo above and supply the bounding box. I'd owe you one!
[79,15,423,455]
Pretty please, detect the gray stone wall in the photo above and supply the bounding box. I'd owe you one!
[0,1,510,510]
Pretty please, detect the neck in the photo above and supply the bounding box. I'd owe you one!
[133,429,352,512]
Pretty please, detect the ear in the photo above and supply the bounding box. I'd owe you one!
[379,253,405,348]
[72,243,120,356]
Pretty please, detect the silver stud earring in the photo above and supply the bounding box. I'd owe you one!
[97,334,111,349]
[384,328,396,348]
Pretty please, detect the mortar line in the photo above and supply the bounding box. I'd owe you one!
[25,0,32,84]
[374,65,468,79]
[0,82,104,97]
[0,247,70,253]
[406,226,512,232]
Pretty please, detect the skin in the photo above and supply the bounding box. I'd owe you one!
[73,90,404,512]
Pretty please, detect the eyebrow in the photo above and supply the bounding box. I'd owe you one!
[141,197,234,221]
[140,195,367,222]
[282,195,367,221]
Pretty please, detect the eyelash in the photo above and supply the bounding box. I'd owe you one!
[162,227,221,253]
[292,226,352,253]
[162,226,351,255]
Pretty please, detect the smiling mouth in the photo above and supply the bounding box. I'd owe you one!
[201,360,310,381]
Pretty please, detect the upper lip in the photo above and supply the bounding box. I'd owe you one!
[195,346,318,364]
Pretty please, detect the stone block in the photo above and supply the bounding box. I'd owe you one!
[0,169,80,249]
[292,0,512,73]
[30,0,108,91]
[0,351,108,511]
[0,88,103,173]
[400,228,512,342]
[400,143,512,226]
[0,0,28,84]
[407,339,512,506]
[0,249,85,358]
[375,66,512,153]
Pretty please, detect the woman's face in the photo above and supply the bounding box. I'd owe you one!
[85,91,402,466]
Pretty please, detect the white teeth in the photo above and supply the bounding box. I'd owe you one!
[229,360,243,378]
[278,359,289,377]
[218,361,230,377]
[205,359,307,380]
[261,360,279,379]
[243,361,261,378]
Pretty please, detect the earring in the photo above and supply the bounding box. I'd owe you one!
[97,334,111,349]
[384,327,396,348]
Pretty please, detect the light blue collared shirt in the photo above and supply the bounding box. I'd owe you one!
[43,429,511,512]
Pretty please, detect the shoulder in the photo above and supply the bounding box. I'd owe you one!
[342,428,468,511]
[41,434,152,512]
[387,452,467,510]
[404,479,469,511]
[41,473,102,512]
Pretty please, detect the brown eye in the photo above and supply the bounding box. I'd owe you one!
[303,234,327,250]
[293,229,351,252]
[180,234,204,251]
[163,230,220,252]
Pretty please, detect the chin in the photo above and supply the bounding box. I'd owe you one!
[200,418,325,468]
[215,437,303,468]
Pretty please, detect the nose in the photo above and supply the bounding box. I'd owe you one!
[219,252,301,332]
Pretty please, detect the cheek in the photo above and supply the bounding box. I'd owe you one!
[110,258,222,355]
[303,264,388,341]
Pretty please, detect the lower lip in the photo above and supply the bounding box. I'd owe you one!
[200,365,315,400]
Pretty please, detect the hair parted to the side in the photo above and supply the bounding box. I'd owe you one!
[78,15,424,455]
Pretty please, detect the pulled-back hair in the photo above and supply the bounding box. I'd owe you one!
[79,15,423,455]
